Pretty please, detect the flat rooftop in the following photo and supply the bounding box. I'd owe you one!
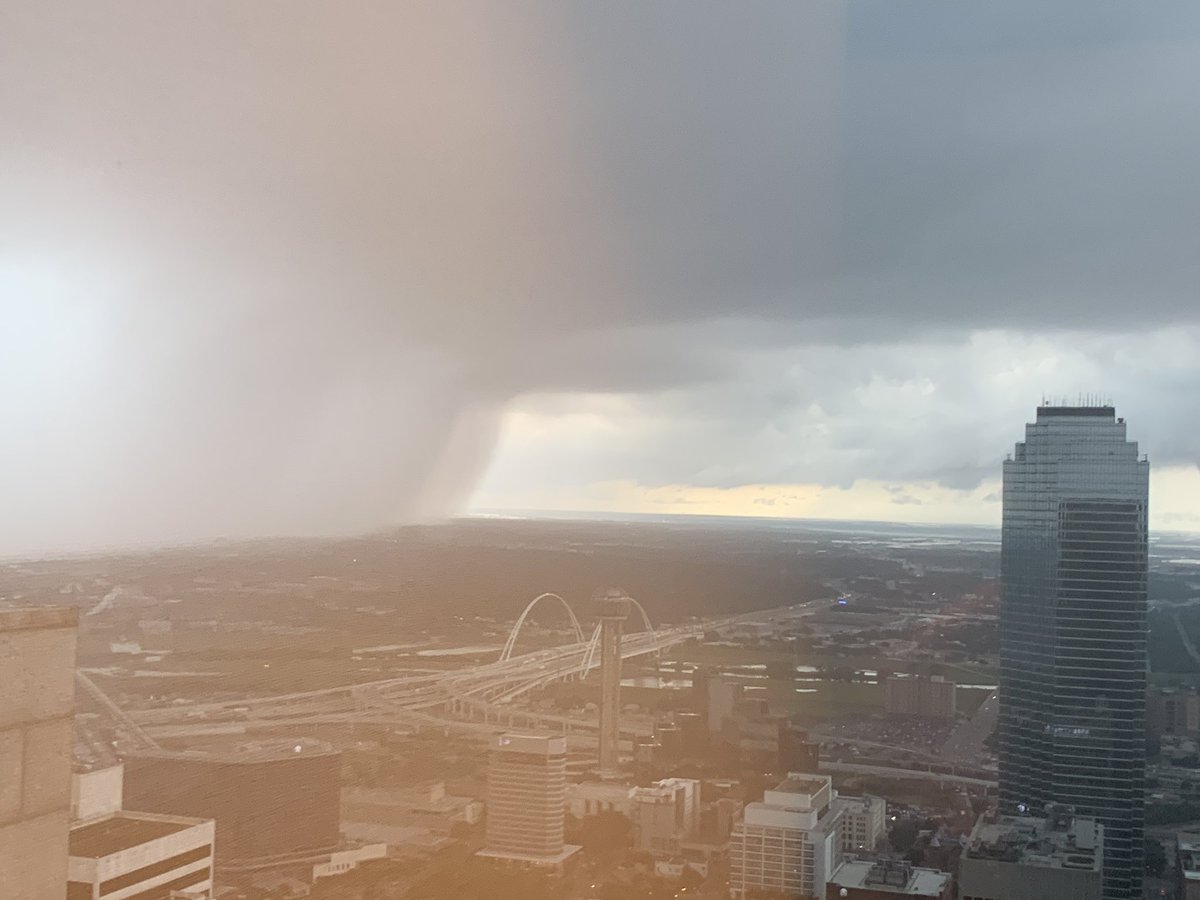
[772,775,827,794]
[476,844,581,866]
[0,606,78,632]
[965,810,1102,872]
[1036,405,1115,419]
[69,812,208,859]
[831,859,950,896]
[1177,833,1200,880]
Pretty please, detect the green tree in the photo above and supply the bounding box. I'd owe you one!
[890,820,919,853]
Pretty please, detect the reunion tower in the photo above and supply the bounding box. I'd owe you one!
[596,588,631,778]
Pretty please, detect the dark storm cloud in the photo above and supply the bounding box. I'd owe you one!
[4,1,1200,552]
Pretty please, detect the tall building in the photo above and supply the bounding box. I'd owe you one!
[729,773,843,900]
[958,805,1103,900]
[999,404,1148,900]
[122,738,341,869]
[478,733,579,868]
[0,606,78,900]
[596,590,631,777]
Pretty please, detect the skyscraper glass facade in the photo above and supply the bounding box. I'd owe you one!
[999,406,1149,900]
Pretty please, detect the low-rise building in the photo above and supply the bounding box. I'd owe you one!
[1150,688,1200,737]
[68,809,215,900]
[836,795,887,855]
[884,675,956,719]
[341,781,482,833]
[632,778,700,856]
[1177,832,1200,900]
[958,806,1102,900]
[565,781,635,819]
[730,773,844,900]
[826,858,952,899]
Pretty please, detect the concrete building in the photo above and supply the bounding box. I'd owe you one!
[692,668,741,734]
[0,606,79,900]
[1176,833,1200,900]
[958,806,1103,900]
[478,733,579,868]
[835,794,887,855]
[564,781,635,819]
[632,778,700,856]
[884,675,956,719]
[71,766,125,824]
[729,773,844,900]
[67,810,215,900]
[999,405,1149,900]
[1149,688,1200,737]
[341,782,482,833]
[122,739,341,869]
[826,859,952,899]
[597,591,631,777]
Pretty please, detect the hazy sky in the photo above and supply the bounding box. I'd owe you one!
[4,2,1200,554]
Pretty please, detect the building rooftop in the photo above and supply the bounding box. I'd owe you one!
[772,775,827,795]
[494,732,566,755]
[1178,833,1200,881]
[964,806,1102,873]
[69,811,210,859]
[830,859,951,896]
[0,605,78,632]
[476,844,582,865]
[1036,405,1115,419]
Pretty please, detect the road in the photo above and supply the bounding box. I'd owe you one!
[940,690,998,764]
[121,600,821,744]
[820,760,996,789]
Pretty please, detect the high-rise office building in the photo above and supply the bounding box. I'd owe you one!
[122,739,341,869]
[999,405,1148,900]
[729,773,843,900]
[0,606,78,900]
[478,733,579,868]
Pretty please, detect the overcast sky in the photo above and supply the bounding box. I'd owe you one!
[3,2,1200,555]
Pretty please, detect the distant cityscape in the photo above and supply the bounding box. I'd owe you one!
[3,404,1200,899]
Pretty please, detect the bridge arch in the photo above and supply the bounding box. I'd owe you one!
[500,593,586,662]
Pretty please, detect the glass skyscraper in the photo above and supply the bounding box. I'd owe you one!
[999,405,1149,900]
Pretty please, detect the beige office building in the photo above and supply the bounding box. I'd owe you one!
[836,794,887,855]
[0,607,79,900]
[478,733,579,867]
[730,773,843,900]
[632,777,700,856]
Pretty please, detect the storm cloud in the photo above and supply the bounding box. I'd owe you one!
[3,1,1200,553]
